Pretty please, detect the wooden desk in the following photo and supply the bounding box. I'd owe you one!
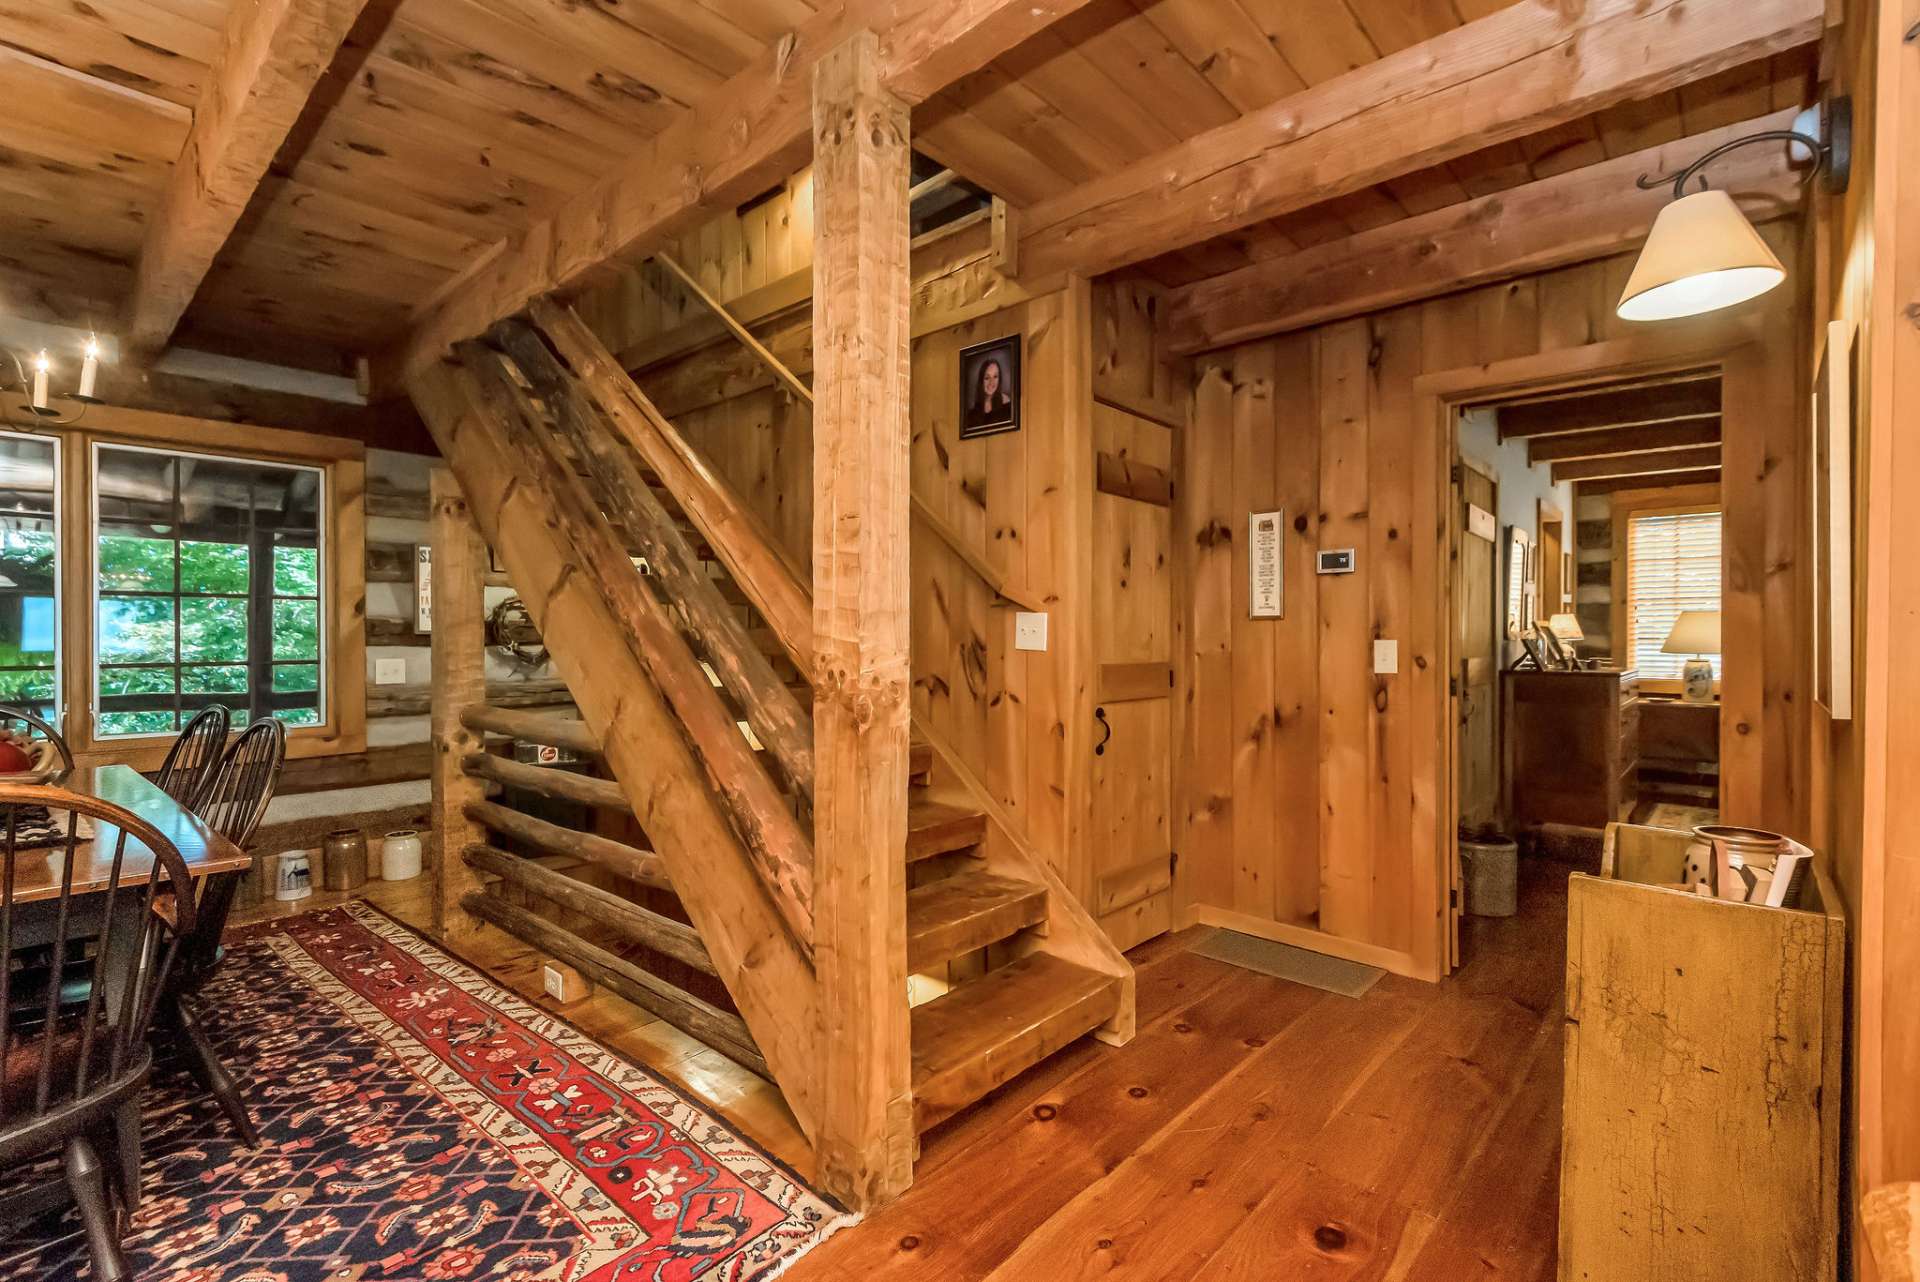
[1502,668,1639,832]
[9,765,249,904]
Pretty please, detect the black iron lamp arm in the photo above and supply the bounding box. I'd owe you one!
[1636,129,1827,198]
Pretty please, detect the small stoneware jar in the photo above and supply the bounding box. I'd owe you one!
[321,828,369,891]
[382,829,423,882]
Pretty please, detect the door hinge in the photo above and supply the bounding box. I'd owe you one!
[1450,462,1462,485]
[1449,674,1459,697]
[1449,887,1460,908]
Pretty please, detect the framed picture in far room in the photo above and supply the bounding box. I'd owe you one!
[958,334,1022,440]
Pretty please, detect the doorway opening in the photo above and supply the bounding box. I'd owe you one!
[1450,369,1726,956]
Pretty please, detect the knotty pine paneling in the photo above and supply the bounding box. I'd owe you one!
[574,223,1111,931]
[1182,234,1807,976]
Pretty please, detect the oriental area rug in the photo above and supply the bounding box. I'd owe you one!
[0,901,848,1282]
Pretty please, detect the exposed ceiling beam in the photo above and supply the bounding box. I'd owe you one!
[124,0,372,360]
[388,0,1098,389]
[1499,379,1722,438]
[1578,468,1723,495]
[1016,0,1822,284]
[1553,446,1723,483]
[1164,111,1805,356]
[1528,420,1723,465]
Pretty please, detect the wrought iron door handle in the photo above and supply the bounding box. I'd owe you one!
[1094,706,1112,756]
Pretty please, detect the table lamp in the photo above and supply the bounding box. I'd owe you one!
[1662,610,1721,703]
[1548,613,1586,669]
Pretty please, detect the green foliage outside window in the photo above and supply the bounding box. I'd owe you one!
[93,445,326,736]
[274,546,318,597]
[181,541,249,594]
[98,536,174,592]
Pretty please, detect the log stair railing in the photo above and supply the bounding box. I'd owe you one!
[527,298,1135,1129]
[450,704,768,1079]
[412,353,825,1137]
[409,286,1134,1190]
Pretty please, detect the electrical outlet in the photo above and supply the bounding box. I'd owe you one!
[1014,612,1048,652]
[543,964,566,1000]
[1373,639,1399,675]
[374,658,408,685]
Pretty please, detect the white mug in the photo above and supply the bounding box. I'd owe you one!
[275,851,313,901]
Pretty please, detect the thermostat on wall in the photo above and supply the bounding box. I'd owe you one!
[1317,548,1357,575]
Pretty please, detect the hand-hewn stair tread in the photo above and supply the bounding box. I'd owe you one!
[907,799,988,861]
[909,740,933,782]
[911,953,1121,1131]
[906,871,1047,972]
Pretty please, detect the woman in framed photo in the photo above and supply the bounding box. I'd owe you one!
[959,336,1021,438]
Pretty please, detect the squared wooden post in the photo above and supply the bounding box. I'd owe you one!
[810,30,916,1209]
[429,465,488,942]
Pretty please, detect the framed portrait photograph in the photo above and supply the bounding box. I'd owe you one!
[958,334,1021,440]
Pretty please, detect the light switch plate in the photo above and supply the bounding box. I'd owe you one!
[1014,612,1048,652]
[374,658,408,685]
[1373,639,1399,675]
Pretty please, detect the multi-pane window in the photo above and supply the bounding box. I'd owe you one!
[0,434,59,717]
[1627,510,1722,682]
[92,444,324,738]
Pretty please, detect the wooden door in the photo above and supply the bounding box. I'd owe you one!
[1456,461,1499,831]
[1088,403,1174,950]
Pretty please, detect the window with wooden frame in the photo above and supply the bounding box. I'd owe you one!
[0,432,61,718]
[1625,508,1723,684]
[92,444,328,737]
[27,407,367,769]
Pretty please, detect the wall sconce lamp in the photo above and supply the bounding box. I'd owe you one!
[4,335,104,428]
[1617,98,1851,323]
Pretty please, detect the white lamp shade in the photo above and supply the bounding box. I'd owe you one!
[1617,190,1786,322]
[1661,610,1722,655]
[1548,613,1585,642]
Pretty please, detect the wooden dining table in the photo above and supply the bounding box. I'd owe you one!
[10,764,250,904]
[8,764,251,1030]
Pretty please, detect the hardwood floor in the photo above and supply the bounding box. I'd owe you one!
[234,859,1569,1280]
[794,859,1568,1282]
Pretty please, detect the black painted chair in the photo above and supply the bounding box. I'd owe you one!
[153,705,230,812]
[0,784,195,1282]
[160,717,286,1147]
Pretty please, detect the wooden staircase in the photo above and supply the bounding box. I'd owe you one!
[408,294,1131,1205]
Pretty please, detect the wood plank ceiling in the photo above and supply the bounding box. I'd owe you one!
[1,0,1815,368]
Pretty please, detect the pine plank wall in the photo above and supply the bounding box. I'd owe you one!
[567,177,1808,982]
[571,179,1178,947]
[1179,230,1808,978]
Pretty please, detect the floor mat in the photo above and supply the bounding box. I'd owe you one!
[1189,929,1384,998]
[0,900,848,1282]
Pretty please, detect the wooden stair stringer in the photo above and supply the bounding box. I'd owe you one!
[528,300,1134,1121]
[911,715,1136,1048]
[407,356,822,1140]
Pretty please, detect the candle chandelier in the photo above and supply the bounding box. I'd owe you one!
[2,336,103,428]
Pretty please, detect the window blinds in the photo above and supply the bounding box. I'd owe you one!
[1627,511,1722,680]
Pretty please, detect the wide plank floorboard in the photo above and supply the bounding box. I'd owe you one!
[235,857,1569,1279]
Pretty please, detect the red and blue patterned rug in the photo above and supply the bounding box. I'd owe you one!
[0,901,848,1281]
